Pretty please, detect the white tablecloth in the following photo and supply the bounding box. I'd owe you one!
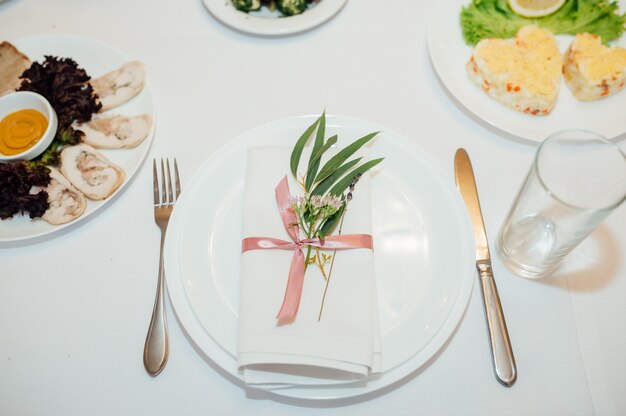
[0,0,624,414]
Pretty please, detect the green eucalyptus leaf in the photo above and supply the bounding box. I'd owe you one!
[290,116,320,178]
[318,204,345,239]
[328,157,384,197]
[308,135,337,170]
[305,111,325,191]
[314,131,379,185]
[311,158,362,196]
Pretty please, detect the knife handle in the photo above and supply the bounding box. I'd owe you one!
[476,260,517,387]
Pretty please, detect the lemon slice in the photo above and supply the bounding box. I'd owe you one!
[508,0,566,17]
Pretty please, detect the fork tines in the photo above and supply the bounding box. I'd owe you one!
[152,158,180,206]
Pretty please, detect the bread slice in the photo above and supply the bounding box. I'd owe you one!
[467,25,562,116]
[0,41,31,97]
[563,33,626,101]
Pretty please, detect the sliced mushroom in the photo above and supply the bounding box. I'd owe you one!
[42,167,87,225]
[90,61,145,112]
[60,144,125,200]
[76,114,152,149]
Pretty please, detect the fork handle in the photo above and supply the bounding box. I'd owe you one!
[143,233,169,376]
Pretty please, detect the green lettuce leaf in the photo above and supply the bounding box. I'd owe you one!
[461,0,626,45]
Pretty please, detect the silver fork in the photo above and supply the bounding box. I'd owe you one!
[143,158,180,376]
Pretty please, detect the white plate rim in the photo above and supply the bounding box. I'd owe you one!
[427,0,626,144]
[203,0,348,36]
[164,114,475,400]
[0,34,155,243]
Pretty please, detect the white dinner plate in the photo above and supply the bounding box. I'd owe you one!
[164,115,475,400]
[203,0,347,36]
[0,35,155,243]
[428,0,626,143]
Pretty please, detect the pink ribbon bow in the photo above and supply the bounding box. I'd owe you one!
[241,176,374,322]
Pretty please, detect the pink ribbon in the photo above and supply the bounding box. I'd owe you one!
[241,176,373,322]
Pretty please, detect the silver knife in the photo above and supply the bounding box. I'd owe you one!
[454,148,517,387]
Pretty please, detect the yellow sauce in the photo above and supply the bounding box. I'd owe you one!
[0,109,48,156]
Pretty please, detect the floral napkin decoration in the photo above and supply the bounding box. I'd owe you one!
[242,111,383,323]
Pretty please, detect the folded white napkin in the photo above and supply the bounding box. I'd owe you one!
[238,146,381,388]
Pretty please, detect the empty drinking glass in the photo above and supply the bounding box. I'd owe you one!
[496,129,626,279]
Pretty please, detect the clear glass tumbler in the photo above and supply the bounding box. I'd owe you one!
[496,130,626,279]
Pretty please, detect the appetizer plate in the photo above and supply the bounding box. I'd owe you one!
[164,115,475,400]
[428,0,626,143]
[0,35,155,243]
[203,0,347,36]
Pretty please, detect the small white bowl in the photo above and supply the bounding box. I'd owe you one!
[0,91,58,162]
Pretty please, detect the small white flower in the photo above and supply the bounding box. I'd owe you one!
[290,195,305,210]
[309,195,324,209]
[321,195,342,210]
[317,194,343,218]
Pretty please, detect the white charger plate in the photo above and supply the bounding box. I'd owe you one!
[428,0,626,143]
[203,0,347,36]
[0,35,155,243]
[164,115,475,400]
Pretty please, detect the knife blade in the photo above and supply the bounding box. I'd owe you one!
[454,148,517,387]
